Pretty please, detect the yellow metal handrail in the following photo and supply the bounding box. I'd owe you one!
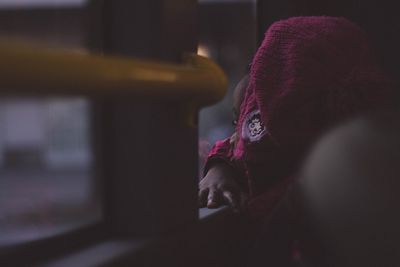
[0,41,227,107]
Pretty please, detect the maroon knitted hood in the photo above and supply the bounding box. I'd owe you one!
[237,16,394,155]
[206,17,395,216]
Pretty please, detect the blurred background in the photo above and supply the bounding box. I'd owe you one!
[0,0,95,247]
[0,0,257,247]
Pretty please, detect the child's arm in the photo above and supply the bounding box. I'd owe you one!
[199,137,247,211]
[198,75,249,211]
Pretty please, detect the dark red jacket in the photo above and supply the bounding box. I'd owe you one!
[204,16,394,220]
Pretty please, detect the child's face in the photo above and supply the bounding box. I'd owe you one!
[230,75,249,147]
[232,74,249,126]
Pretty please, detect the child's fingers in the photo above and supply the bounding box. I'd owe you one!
[198,188,209,207]
[207,189,222,208]
[222,191,239,212]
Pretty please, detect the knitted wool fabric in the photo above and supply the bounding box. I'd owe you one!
[234,16,393,161]
[206,16,394,219]
[243,16,394,216]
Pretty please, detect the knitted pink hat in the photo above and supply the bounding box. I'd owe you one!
[232,17,395,218]
[238,16,394,154]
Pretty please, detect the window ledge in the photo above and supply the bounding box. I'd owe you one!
[40,207,252,267]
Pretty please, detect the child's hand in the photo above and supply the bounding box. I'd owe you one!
[199,163,246,212]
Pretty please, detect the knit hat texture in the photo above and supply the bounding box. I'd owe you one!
[240,16,394,151]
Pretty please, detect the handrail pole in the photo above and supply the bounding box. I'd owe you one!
[95,0,201,237]
[0,42,227,107]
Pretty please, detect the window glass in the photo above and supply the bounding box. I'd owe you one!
[0,0,87,8]
[0,0,89,49]
[0,98,99,247]
[0,0,100,247]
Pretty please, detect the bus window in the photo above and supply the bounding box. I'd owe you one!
[0,0,88,49]
[0,98,99,247]
[0,0,101,248]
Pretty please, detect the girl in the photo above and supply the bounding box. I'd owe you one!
[199,16,394,220]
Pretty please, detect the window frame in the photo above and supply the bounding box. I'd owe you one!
[0,1,249,266]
